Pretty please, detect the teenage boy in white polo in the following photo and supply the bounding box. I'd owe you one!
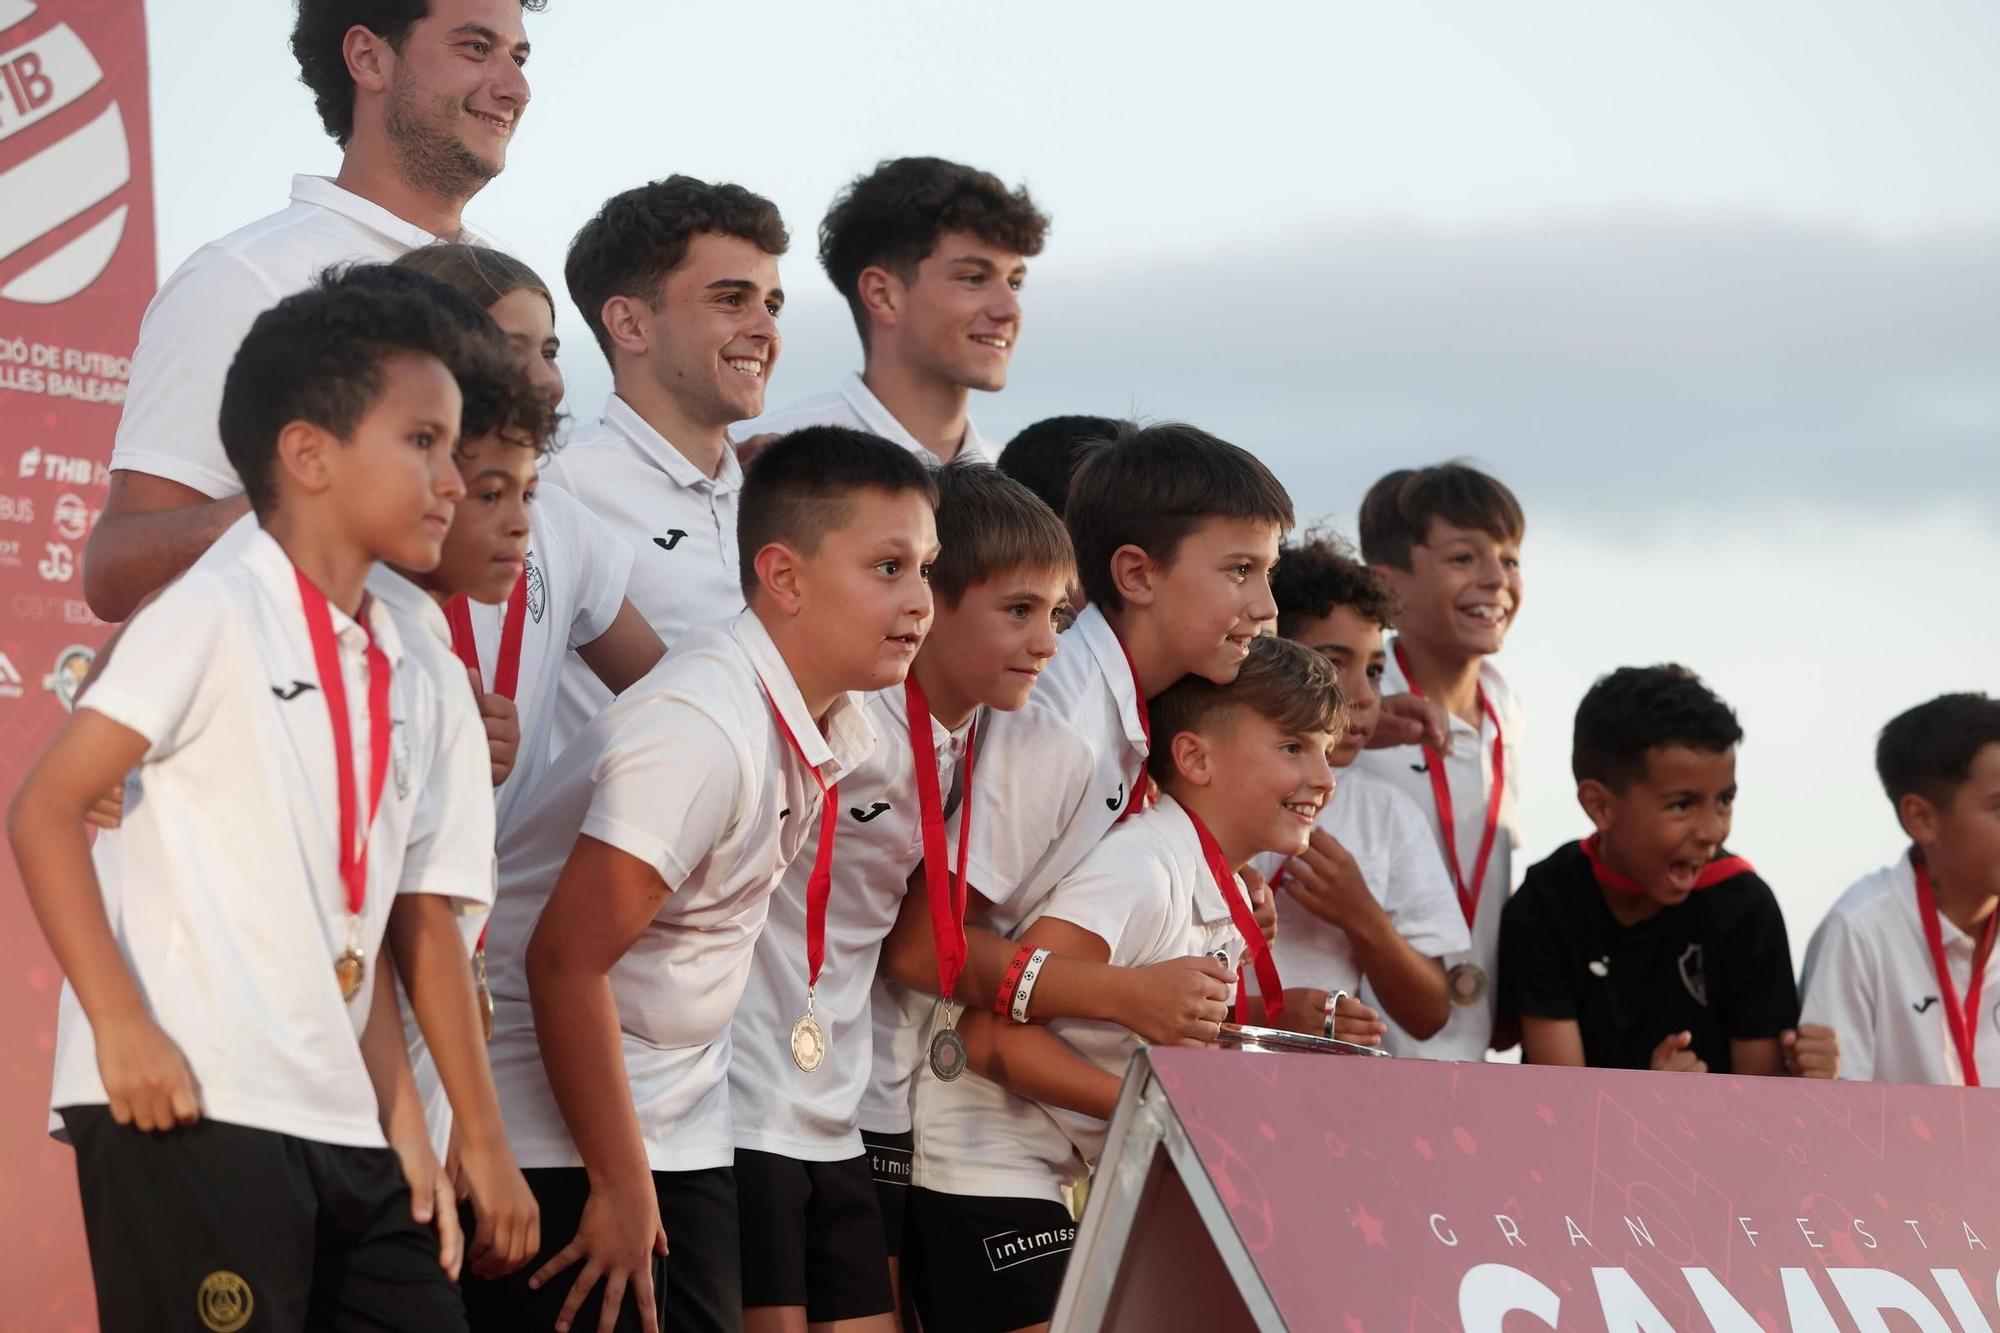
[737,157,1049,466]
[543,175,790,748]
[85,0,542,622]
[467,429,937,1333]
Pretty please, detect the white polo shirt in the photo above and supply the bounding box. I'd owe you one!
[450,484,632,835]
[483,610,875,1172]
[913,796,1247,1203]
[48,529,492,1149]
[959,602,1144,937]
[110,175,476,498]
[1251,766,1470,1000]
[730,687,971,1160]
[367,566,502,1157]
[1800,853,2000,1086]
[1347,639,1525,1060]
[543,395,745,752]
[733,372,995,466]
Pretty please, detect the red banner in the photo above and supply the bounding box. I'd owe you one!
[0,0,154,1322]
[1141,1047,2000,1331]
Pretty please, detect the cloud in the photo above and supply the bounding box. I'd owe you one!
[717,214,2000,532]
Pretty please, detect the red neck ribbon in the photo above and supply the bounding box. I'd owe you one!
[296,567,391,924]
[906,676,976,1004]
[444,573,528,701]
[1392,641,1504,928]
[1579,834,1756,895]
[1913,847,1999,1087]
[763,680,839,993]
[1182,803,1286,1028]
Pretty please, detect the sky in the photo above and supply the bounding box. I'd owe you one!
[142,0,2000,964]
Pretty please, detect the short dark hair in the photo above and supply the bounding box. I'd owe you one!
[221,264,511,514]
[290,0,547,147]
[996,415,1118,518]
[1876,694,2000,811]
[1066,422,1294,613]
[1272,529,1398,639]
[390,246,558,455]
[565,175,789,362]
[1571,665,1744,793]
[736,426,938,597]
[1147,635,1345,784]
[1357,462,1525,572]
[819,157,1050,343]
[929,461,1075,609]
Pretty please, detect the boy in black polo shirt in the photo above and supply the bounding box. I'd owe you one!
[1500,665,1838,1077]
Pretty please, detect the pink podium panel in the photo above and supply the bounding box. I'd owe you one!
[1058,1049,2000,1331]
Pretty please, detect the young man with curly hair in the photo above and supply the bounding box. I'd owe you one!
[740,157,1050,466]
[86,0,545,623]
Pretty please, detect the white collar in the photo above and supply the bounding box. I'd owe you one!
[1152,794,1236,926]
[286,174,483,250]
[838,371,990,465]
[603,394,744,494]
[1074,603,1149,755]
[729,611,874,785]
[239,528,408,667]
[363,564,454,650]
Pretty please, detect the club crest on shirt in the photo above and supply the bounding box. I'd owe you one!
[196,1270,253,1332]
[525,554,546,623]
[1678,943,1707,1007]
[392,718,411,800]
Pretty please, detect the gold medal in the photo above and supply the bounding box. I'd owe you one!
[791,1011,826,1073]
[334,946,366,1003]
[928,998,967,1081]
[1447,961,1489,1008]
[474,946,495,1043]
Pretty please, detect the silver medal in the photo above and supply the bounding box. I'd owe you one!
[928,1000,967,1081]
[791,992,826,1073]
[1447,961,1490,1008]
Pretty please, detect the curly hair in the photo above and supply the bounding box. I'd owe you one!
[1272,528,1397,638]
[290,0,548,147]
[1571,665,1743,793]
[818,157,1049,343]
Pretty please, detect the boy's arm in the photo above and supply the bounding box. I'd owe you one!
[358,939,462,1281]
[8,710,198,1129]
[576,600,666,696]
[1728,1037,1787,1077]
[1519,1016,1589,1067]
[1798,911,1874,1080]
[880,868,1234,1045]
[83,473,251,622]
[961,917,1125,1119]
[1278,828,1452,1038]
[387,896,539,1277]
[523,835,670,1333]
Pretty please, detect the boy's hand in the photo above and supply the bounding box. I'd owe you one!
[1119,955,1234,1046]
[1242,865,1278,945]
[390,1130,463,1282]
[84,780,125,831]
[1782,1025,1840,1080]
[97,1013,200,1130]
[470,668,519,787]
[1370,693,1453,754]
[459,1136,541,1278]
[1649,1031,1707,1074]
[1278,829,1375,933]
[530,1176,668,1333]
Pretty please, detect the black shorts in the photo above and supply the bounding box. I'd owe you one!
[859,1128,914,1257]
[61,1105,466,1333]
[461,1165,738,1333]
[735,1149,894,1321]
[903,1187,1076,1333]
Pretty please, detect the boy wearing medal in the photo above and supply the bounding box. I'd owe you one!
[471,428,936,1333]
[1801,694,2000,1084]
[728,463,1075,1333]
[902,636,1343,1333]
[1255,532,1467,1041]
[1499,665,1838,1078]
[15,272,506,1329]
[1349,462,1528,1059]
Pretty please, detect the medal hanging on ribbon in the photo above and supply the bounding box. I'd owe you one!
[1393,642,1503,1008]
[1112,633,1153,824]
[762,681,838,1073]
[906,676,977,1081]
[1913,848,1998,1087]
[296,567,391,1004]
[446,578,527,1041]
[1183,805,1287,1028]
